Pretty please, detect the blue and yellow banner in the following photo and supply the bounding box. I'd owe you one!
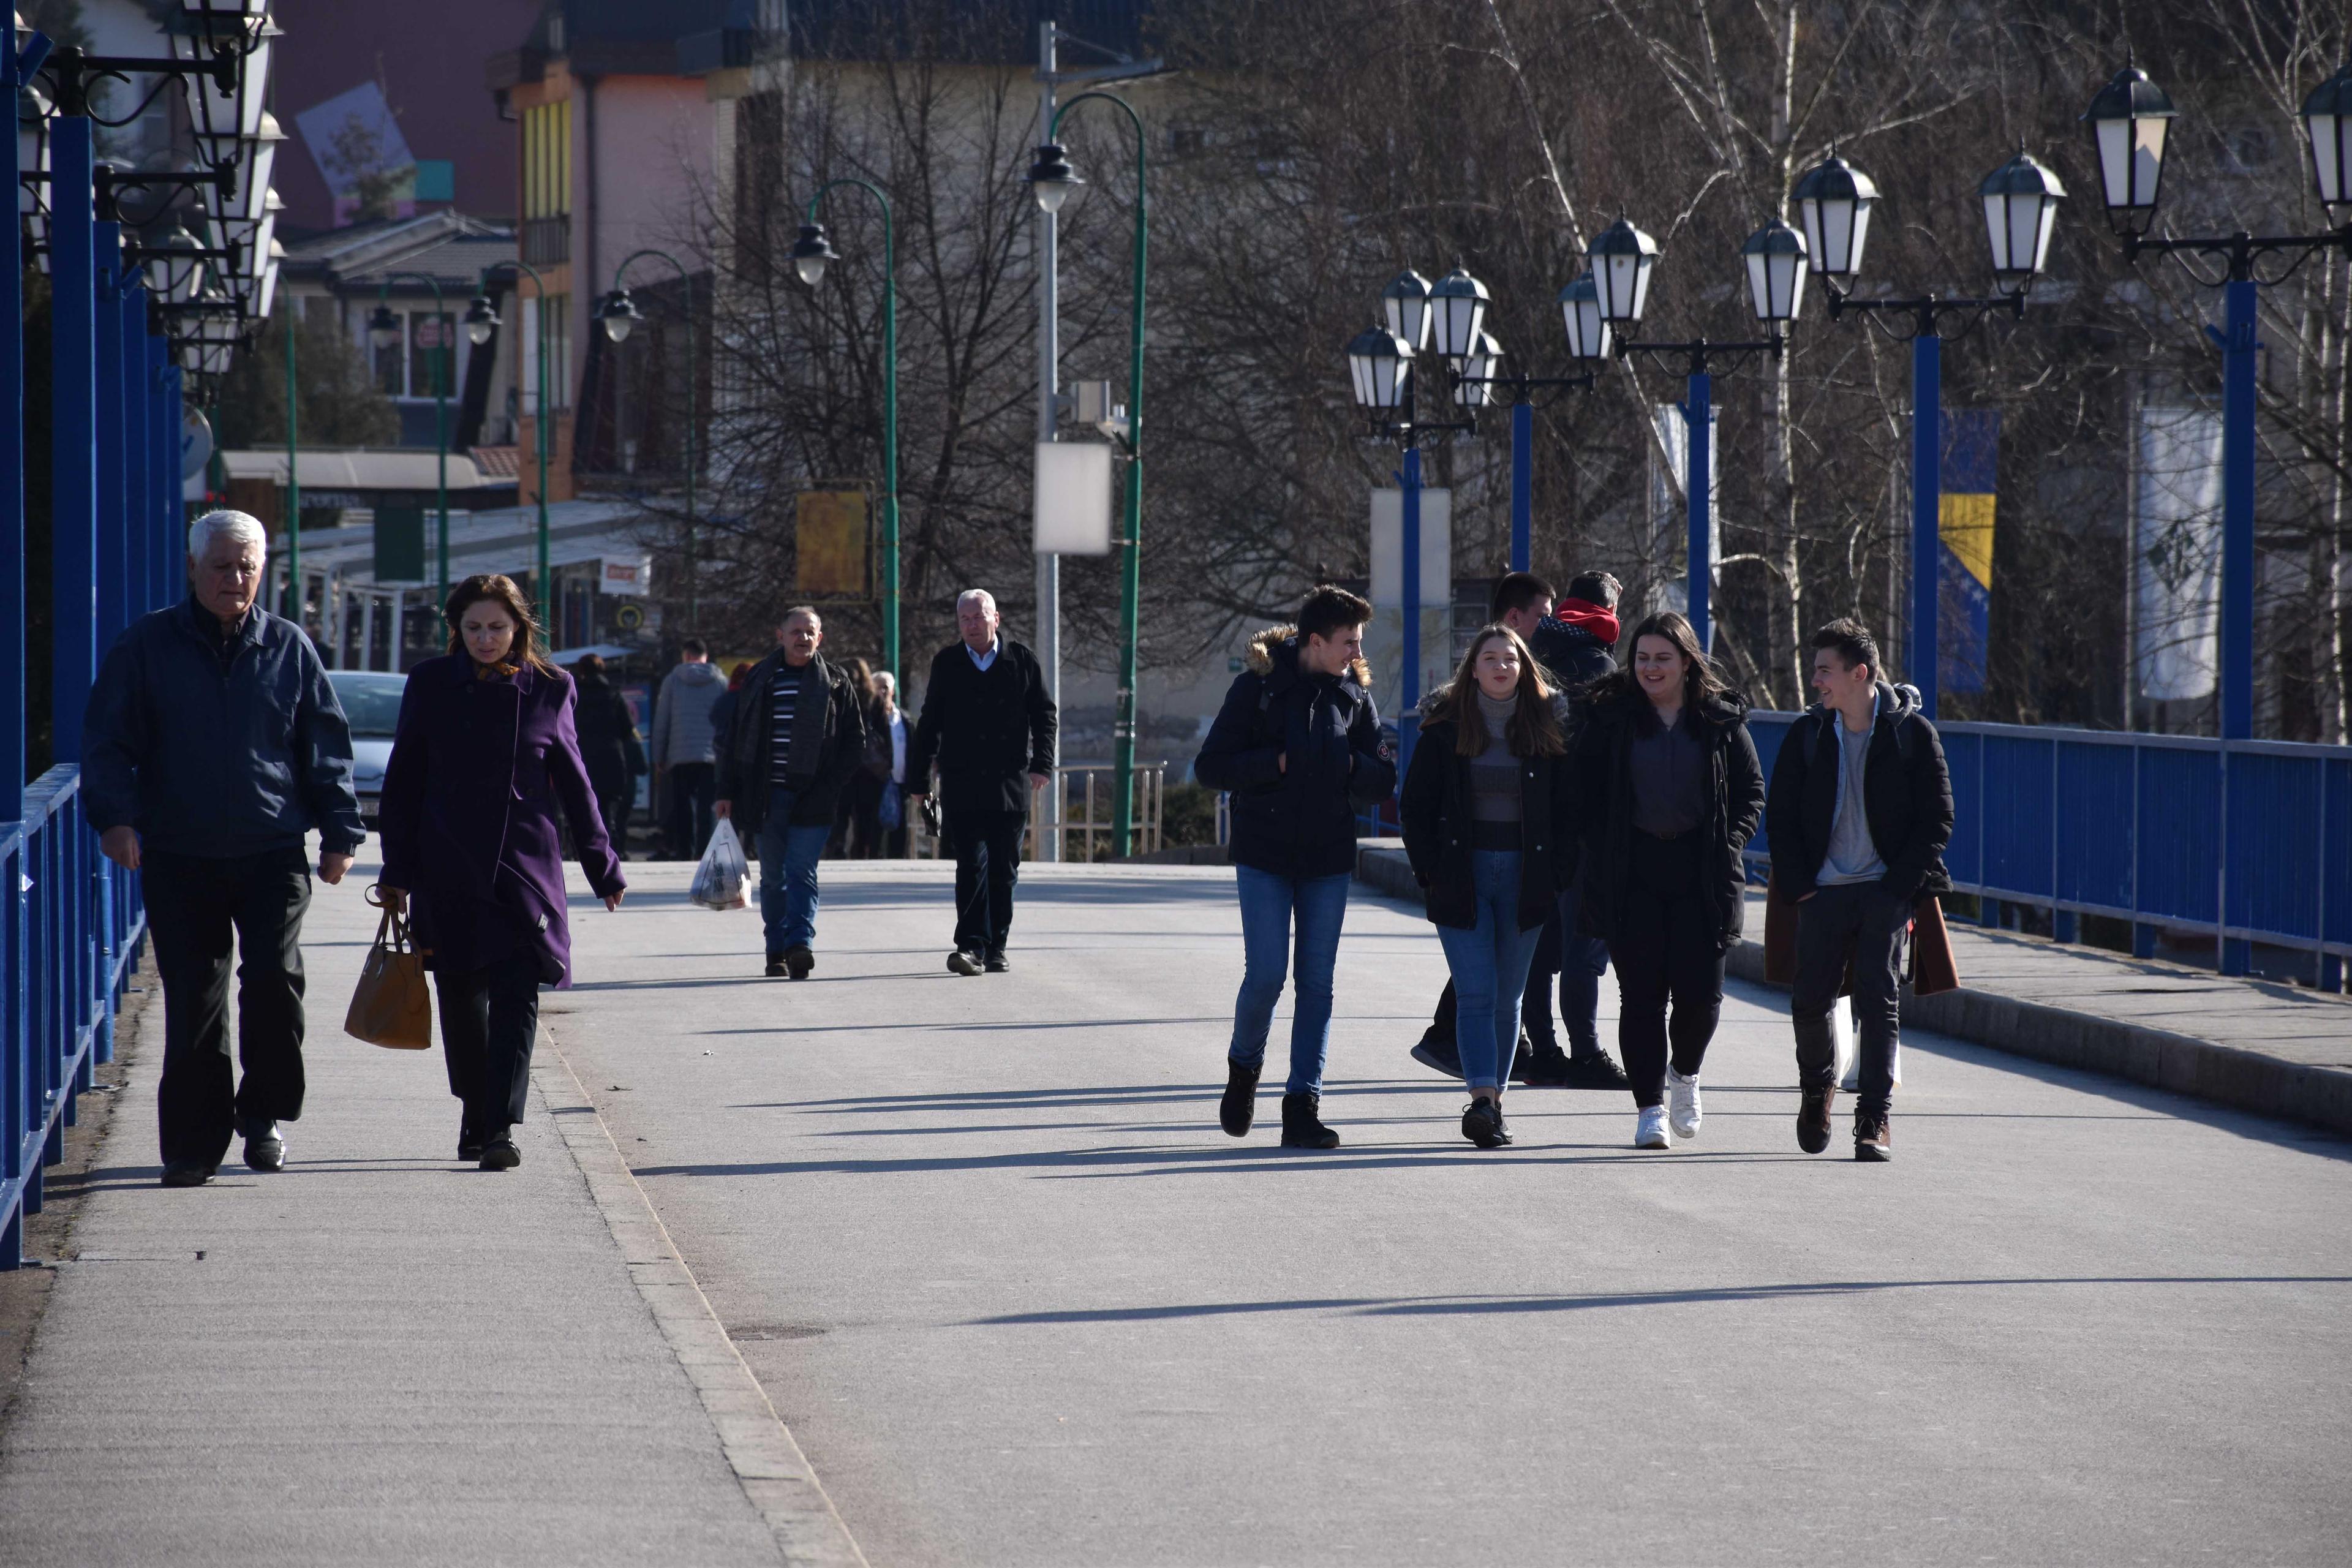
[1937,410,1997,696]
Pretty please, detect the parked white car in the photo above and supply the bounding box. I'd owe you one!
[328,670,409,827]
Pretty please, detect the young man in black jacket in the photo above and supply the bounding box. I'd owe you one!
[1411,569,1632,1091]
[907,589,1058,974]
[1765,619,1954,1162]
[1196,586,1394,1148]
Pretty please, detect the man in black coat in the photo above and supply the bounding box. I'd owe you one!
[715,608,868,979]
[1411,568,1632,1091]
[1765,618,1954,1163]
[907,589,1058,974]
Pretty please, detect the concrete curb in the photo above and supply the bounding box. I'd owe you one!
[534,1032,871,1568]
[1353,842,2352,1139]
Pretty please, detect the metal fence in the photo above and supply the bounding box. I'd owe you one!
[908,763,1169,861]
[1745,713,2352,980]
[4,767,145,1265]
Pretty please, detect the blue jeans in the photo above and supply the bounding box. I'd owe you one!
[1229,866,1351,1096]
[1436,850,1546,1090]
[757,786,830,954]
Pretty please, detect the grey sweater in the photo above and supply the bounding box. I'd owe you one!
[651,659,726,766]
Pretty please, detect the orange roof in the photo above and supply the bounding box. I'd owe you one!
[470,445,520,479]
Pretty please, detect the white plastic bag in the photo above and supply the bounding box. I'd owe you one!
[1834,997,1902,1090]
[690,818,750,910]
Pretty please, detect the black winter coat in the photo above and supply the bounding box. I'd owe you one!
[715,651,867,834]
[1528,617,1616,690]
[571,673,646,790]
[1567,689,1766,951]
[1398,714,1575,931]
[1763,682,1954,903]
[907,638,1058,816]
[1194,627,1394,879]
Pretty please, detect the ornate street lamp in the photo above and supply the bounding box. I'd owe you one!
[1427,266,1490,360]
[1793,150,1878,282]
[1380,268,1433,349]
[1741,218,1809,323]
[1344,322,1413,413]
[788,222,837,288]
[1586,217,1659,327]
[2305,60,2352,222]
[595,287,644,343]
[1979,148,2065,296]
[2082,64,2176,235]
[1452,329,1501,409]
[1558,273,1611,362]
[1025,141,1081,213]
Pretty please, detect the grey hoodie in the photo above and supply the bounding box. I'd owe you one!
[651,659,726,767]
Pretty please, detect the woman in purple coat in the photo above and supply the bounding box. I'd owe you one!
[378,575,626,1170]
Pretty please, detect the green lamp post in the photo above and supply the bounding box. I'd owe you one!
[598,248,698,632]
[466,259,553,631]
[790,181,899,679]
[368,271,451,606]
[1032,92,1147,856]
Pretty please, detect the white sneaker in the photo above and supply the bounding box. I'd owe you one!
[1634,1105,1669,1149]
[1667,1069,1702,1140]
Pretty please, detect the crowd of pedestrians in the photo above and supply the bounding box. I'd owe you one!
[87,508,1949,1185]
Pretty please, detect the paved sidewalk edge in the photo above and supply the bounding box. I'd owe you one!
[1353,842,2352,1140]
[533,1031,871,1568]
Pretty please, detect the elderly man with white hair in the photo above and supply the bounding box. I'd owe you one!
[907,589,1058,974]
[82,510,363,1187]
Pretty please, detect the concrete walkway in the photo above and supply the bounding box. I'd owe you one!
[0,851,860,1568]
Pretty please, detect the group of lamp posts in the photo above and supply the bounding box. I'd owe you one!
[2082,56,2352,747]
[597,249,700,635]
[1346,140,2066,745]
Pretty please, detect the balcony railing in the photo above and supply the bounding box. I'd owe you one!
[521,216,570,268]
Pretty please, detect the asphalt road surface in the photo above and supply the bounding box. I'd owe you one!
[551,859,2352,1567]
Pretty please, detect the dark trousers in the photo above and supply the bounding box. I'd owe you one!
[948,808,1025,956]
[663,762,717,859]
[1791,880,1907,1117]
[141,847,312,1168]
[1605,832,1726,1108]
[435,951,543,1137]
[590,766,631,859]
[1431,889,1610,1058]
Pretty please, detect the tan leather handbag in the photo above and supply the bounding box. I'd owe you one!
[345,889,433,1050]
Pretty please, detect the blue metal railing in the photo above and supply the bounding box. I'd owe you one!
[1745,712,2352,978]
[2,767,144,1266]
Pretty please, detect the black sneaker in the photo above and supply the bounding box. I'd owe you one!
[946,949,983,976]
[479,1137,522,1171]
[1797,1084,1834,1155]
[1516,1044,1572,1086]
[983,950,1010,973]
[1408,1025,1463,1079]
[1219,1060,1261,1137]
[1460,1097,1511,1149]
[1278,1092,1341,1150]
[159,1161,213,1188]
[1560,1052,1632,1091]
[1854,1110,1892,1163]
[764,954,788,978]
[783,945,815,979]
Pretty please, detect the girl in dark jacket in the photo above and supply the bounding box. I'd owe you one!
[1567,611,1764,1151]
[379,576,627,1170]
[1400,626,1576,1149]
[1194,586,1393,1150]
[571,654,645,859]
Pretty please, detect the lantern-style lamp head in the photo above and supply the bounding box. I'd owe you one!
[1380,269,1433,350]
[2083,64,2176,236]
[1980,148,2066,295]
[1741,219,1808,324]
[367,303,400,349]
[1453,330,1502,409]
[1558,274,1612,361]
[790,223,837,288]
[598,287,643,344]
[1586,218,1659,326]
[464,294,500,346]
[1793,150,1878,282]
[1027,143,1082,214]
[1427,265,1490,360]
[1346,323,1414,412]
[2304,59,2352,222]
[142,221,205,303]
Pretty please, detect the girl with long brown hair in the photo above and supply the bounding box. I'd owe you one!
[1399,625,1577,1148]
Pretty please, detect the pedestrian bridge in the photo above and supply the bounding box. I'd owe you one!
[1,855,2346,1564]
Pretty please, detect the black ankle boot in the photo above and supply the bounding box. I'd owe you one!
[1279,1092,1341,1150]
[1219,1060,1261,1137]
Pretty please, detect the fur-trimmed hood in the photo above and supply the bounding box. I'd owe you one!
[1245,625,1373,689]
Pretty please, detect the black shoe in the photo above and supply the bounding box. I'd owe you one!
[1509,1030,1531,1081]
[764,953,788,978]
[983,950,1009,973]
[1278,1092,1341,1150]
[478,1137,522,1170]
[159,1160,213,1188]
[1516,1043,1572,1086]
[241,1119,285,1173]
[1797,1084,1834,1155]
[1560,1052,1633,1091]
[458,1125,486,1163]
[1408,1025,1463,1079]
[1854,1110,1891,1163]
[1460,1096,1511,1149]
[783,945,815,979]
[1219,1060,1261,1137]
[946,949,983,976]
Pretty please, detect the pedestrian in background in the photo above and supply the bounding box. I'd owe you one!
[1766,619,1953,1161]
[1566,611,1763,1150]
[83,509,364,1187]
[1196,585,1392,1150]
[907,589,1058,976]
[376,575,626,1172]
[1401,625,1575,1150]
[832,656,884,858]
[571,654,645,860]
[714,608,867,979]
[865,671,912,859]
[651,637,725,859]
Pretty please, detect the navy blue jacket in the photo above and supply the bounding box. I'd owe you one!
[1195,627,1395,878]
[82,597,364,859]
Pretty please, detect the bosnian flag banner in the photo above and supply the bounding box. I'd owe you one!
[1938,409,1998,696]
